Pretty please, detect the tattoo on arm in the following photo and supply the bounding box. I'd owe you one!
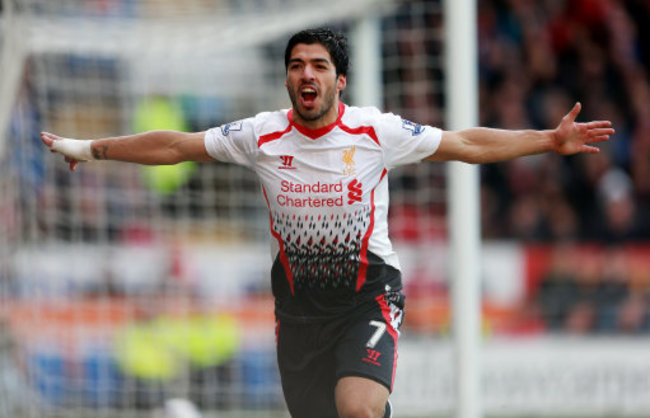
[92,145,109,160]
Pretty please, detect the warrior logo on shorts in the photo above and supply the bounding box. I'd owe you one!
[362,348,382,366]
[401,119,424,136]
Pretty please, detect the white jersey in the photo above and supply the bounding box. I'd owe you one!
[204,103,441,320]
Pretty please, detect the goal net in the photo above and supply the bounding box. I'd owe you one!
[0,1,449,417]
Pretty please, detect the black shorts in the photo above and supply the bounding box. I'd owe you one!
[276,291,404,418]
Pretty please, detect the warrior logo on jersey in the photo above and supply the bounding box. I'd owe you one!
[401,119,424,136]
[279,155,296,170]
[342,146,356,176]
[220,121,243,136]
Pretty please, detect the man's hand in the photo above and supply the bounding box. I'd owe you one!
[552,102,615,155]
[41,132,94,171]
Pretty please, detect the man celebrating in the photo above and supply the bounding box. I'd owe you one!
[42,28,613,418]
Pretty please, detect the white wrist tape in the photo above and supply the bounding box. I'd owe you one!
[51,138,94,161]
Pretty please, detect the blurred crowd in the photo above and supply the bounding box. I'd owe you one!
[535,244,650,334]
[478,0,650,335]
[477,0,650,243]
[384,0,650,336]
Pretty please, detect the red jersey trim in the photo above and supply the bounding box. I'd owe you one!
[375,293,399,391]
[258,103,380,147]
[338,123,380,146]
[355,169,387,292]
[258,123,292,148]
[288,102,345,139]
[262,186,295,295]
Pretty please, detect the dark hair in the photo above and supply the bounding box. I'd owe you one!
[284,28,349,77]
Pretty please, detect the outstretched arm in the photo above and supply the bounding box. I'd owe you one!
[41,130,214,171]
[427,102,614,163]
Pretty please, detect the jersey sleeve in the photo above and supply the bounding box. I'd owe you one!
[375,112,442,169]
[204,118,258,167]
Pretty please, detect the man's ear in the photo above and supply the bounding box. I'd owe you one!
[337,74,347,92]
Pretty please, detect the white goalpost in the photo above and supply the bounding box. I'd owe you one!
[444,0,482,417]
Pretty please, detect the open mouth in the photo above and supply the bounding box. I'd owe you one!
[300,86,318,106]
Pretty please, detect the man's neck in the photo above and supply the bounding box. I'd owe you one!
[292,100,342,130]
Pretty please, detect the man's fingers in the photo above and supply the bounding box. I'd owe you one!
[64,156,79,171]
[566,102,582,122]
[584,120,613,129]
[585,127,614,143]
[591,128,615,136]
[42,132,85,171]
[581,145,601,154]
[555,105,614,155]
[41,131,54,147]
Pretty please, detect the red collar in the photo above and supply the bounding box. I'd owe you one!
[287,102,345,139]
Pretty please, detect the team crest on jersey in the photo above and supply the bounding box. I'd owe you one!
[220,121,243,136]
[342,146,356,176]
[401,119,424,136]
